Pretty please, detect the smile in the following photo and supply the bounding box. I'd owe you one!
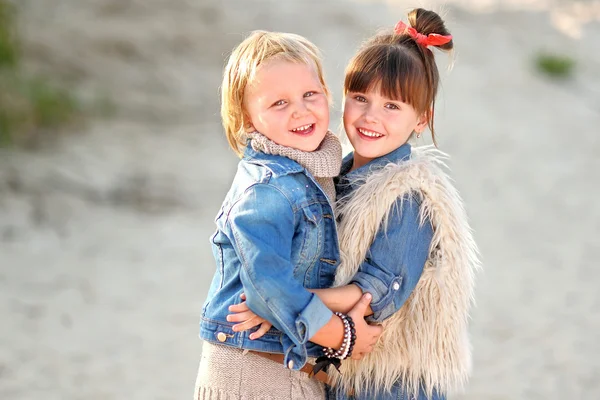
[358,128,384,138]
[290,124,315,134]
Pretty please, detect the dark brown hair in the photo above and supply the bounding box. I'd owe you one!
[344,8,453,146]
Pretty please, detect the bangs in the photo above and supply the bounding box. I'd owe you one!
[344,44,430,113]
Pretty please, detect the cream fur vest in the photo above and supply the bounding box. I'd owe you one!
[331,146,480,398]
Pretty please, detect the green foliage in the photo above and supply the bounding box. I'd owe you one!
[0,0,19,67]
[535,53,575,79]
[27,77,80,128]
[0,73,82,146]
[0,0,108,148]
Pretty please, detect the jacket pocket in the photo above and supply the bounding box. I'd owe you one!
[317,257,338,288]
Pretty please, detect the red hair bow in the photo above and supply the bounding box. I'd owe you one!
[394,20,452,47]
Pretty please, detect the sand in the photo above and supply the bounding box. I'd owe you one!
[1,0,599,398]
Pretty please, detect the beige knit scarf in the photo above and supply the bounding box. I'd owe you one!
[249,131,342,204]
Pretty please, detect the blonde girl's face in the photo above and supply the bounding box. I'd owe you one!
[343,85,428,170]
[244,59,330,152]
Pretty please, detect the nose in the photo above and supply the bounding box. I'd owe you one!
[292,101,309,119]
[364,104,378,124]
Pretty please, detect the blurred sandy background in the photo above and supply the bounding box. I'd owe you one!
[1,0,599,399]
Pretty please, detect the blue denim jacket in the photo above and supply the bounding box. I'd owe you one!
[331,143,439,400]
[200,145,340,370]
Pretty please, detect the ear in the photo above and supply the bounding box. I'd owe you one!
[414,111,429,134]
[243,112,255,133]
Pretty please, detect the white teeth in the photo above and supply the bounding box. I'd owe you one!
[291,124,312,132]
[358,128,383,138]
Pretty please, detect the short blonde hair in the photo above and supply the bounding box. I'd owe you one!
[221,30,330,157]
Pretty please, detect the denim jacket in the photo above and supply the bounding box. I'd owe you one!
[331,143,438,400]
[200,145,340,370]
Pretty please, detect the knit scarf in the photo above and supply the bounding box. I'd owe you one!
[249,131,342,204]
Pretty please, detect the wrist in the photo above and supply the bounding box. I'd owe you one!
[323,312,356,360]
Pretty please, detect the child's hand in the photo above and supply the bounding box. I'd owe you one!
[346,293,383,360]
[227,293,273,340]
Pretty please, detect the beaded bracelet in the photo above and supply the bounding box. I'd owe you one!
[311,312,357,377]
[323,312,356,360]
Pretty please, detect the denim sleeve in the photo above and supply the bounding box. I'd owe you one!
[351,193,433,323]
[227,183,333,368]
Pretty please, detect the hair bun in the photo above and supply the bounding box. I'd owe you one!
[408,8,453,51]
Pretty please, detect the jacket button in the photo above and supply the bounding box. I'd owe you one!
[392,282,400,291]
[216,332,227,342]
[287,360,294,369]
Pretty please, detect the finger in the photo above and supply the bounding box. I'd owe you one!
[226,310,255,323]
[240,293,246,300]
[232,317,264,332]
[350,293,373,315]
[249,322,272,340]
[370,325,384,337]
[228,302,250,313]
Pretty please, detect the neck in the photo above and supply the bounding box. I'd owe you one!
[350,153,372,172]
[249,131,342,178]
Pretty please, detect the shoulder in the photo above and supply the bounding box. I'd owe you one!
[407,145,454,181]
[386,192,430,232]
[368,145,458,200]
[233,155,305,188]
[229,167,316,216]
[243,151,305,178]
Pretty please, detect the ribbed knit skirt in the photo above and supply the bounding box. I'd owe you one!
[194,342,326,400]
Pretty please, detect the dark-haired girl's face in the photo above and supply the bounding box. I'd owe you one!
[343,87,427,170]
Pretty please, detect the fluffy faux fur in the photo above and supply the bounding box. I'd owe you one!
[331,146,481,398]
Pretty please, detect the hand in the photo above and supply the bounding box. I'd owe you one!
[227,293,273,340]
[346,293,383,360]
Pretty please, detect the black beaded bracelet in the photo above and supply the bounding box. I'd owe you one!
[311,312,357,377]
[323,312,356,360]
[345,313,356,359]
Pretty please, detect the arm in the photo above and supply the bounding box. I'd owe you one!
[304,194,433,319]
[229,292,380,359]
[228,193,431,344]
[351,193,433,323]
[309,285,372,315]
[228,184,381,361]
[228,183,333,346]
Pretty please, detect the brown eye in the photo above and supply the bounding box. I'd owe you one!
[272,100,286,107]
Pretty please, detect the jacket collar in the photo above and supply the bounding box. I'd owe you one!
[341,142,412,179]
[337,143,412,195]
[243,143,305,177]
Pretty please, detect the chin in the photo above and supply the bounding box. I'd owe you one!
[299,142,322,152]
[352,144,383,159]
[306,132,328,151]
